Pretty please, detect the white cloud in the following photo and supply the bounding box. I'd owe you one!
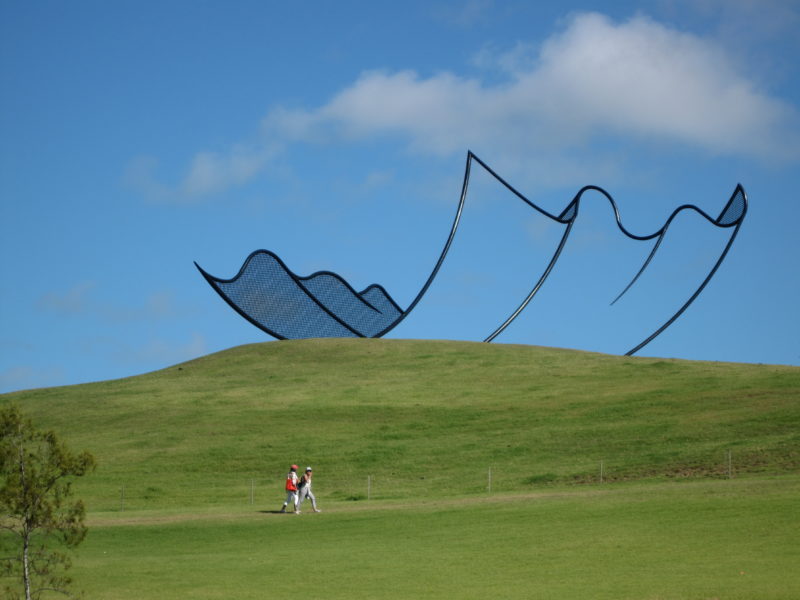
[125,144,278,202]
[131,11,799,201]
[181,144,275,197]
[264,12,799,162]
[529,12,796,157]
[303,70,492,155]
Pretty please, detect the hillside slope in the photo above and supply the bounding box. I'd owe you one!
[2,339,798,510]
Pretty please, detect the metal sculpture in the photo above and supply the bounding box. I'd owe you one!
[195,151,747,355]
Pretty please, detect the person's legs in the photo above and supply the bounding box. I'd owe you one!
[282,490,299,511]
[308,489,320,512]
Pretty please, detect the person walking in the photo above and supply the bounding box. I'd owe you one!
[297,466,321,513]
[280,464,300,513]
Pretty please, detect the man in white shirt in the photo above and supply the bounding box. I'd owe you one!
[297,466,321,513]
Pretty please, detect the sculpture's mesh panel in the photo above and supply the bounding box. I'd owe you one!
[559,203,577,221]
[302,275,401,338]
[717,187,746,226]
[361,286,401,317]
[360,286,403,336]
[215,253,359,339]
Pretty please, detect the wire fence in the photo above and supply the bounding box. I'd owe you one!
[83,449,776,513]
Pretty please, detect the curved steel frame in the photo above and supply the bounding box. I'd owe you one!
[459,153,748,354]
[195,150,747,355]
[195,250,404,340]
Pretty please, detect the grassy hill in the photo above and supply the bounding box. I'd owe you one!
[3,339,799,599]
[3,339,798,510]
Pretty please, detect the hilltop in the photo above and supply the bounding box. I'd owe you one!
[3,338,797,510]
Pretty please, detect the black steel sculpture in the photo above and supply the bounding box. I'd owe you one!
[195,151,747,355]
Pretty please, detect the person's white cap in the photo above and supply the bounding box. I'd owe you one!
[306,466,312,471]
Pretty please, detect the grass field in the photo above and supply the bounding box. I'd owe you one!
[74,477,800,599]
[2,339,799,597]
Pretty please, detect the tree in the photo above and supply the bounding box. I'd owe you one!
[0,405,95,600]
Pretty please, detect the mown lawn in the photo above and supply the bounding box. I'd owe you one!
[3,339,798,510]
[2,339,798,597]
[73,476,800,599]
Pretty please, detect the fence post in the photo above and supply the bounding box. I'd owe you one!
[488,467,492,493]
[367,475,372,500]
[120,485,125,512]
[250,479,254,505]
[727,450,733,479]
[600,460,604,484]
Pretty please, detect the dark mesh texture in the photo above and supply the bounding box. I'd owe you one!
[560,203,577,221]
[717,187,746,226]
[213,252,401,339]
[216,253,359,338]
[303,275,401,338]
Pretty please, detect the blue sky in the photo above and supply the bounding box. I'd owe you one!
[2,0,799,393]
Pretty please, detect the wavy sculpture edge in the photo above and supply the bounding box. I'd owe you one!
[195,150,748,355]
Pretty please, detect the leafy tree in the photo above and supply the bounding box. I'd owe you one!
[0,405,95,600]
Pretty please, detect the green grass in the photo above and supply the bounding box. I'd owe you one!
[3,339,797,509]
[73,477,800,599]
[2,338,799,597]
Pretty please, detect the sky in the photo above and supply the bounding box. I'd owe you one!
[1,0,799,394]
